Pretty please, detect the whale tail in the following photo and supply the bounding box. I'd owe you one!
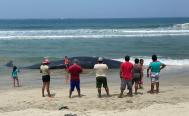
[5,60,14,67]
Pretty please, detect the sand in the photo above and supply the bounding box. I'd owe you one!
[0,85,189,116]
[0,67,189,116]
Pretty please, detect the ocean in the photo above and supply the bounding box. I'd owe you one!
[1,18,189,88]
[0,18,189,69]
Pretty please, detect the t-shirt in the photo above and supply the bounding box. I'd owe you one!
[40,65,49,76]
[133,64,141,79]
[120,61,133,80]
[94,64,108,77]
[12,69,19,77]
[149,61,163,73]
[68,64,82,80]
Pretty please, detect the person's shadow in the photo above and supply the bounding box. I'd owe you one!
[71,94,86,98]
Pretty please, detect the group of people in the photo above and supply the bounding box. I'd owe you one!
[118,55,166,98]
[12,54,166,98]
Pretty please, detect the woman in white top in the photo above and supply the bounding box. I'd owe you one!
[40,59,51,97]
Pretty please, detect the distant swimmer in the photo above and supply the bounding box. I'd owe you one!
[12,66,20,87]
[147,54,166,94]
[94,57,110,98]
[68,59,82,98]
[40,58,51,97]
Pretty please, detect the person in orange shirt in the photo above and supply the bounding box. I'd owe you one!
[64,56,71,84]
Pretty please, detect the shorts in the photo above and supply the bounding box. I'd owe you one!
[12,76,18,79]
[70,80,80,91]
[132,77,140,83]
[150,72,160,83]
[42,75,50,82]
[120,78,132,90]
[96,76,108,88]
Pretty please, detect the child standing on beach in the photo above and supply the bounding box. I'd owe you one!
[139,59,144,89]
[147,55,166,94]
[12,66,20,87]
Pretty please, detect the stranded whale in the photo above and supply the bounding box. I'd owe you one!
[6,56,122,69]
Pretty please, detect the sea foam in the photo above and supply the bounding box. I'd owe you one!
[0,28,189,40]
[113,57,189,66]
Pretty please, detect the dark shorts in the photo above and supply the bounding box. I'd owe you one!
[12,76,18,79]
[96,76,108,88]
[70,80,80,91]
[42,75,50,82]
[133,77,140,83]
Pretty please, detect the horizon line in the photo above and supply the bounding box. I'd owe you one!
[0,17,189,20]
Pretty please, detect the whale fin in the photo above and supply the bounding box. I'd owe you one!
[5,60,14,67]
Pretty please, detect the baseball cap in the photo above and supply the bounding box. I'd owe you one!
[98,57,103,62]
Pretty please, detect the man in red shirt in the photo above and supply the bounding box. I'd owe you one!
[119,55,133,98]
[68,59,82,98]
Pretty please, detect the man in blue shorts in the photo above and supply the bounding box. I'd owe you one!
[68,59,83,98]
[147,54,166,94]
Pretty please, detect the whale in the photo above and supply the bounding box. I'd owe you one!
[5,56,122,69]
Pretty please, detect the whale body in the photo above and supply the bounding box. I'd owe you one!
[6,56,122,69]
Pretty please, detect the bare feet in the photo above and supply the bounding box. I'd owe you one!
[118,94,123,98]
[147,90,154,94]
[98,94,102,98]
[48,94,52,97]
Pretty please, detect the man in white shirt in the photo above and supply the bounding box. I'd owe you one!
[94,57,110,98]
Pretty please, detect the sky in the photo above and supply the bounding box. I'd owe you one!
[0,0,188,19]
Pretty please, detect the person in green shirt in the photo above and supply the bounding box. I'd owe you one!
[12,66,20,87]
[147,55,166,94]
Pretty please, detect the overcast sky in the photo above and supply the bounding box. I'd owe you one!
[0,0,188,19]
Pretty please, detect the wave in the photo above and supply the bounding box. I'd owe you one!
[113,57,189,66]
[172,23,189,30]
[0,27,189,40]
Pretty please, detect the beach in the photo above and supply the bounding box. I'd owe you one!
[0,66,189,116]
[0,18,189,115]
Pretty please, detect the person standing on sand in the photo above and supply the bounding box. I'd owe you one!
[64,56,71,84]
[94,57,110,98]
[68,59,82,98]
[40,59,51,97]
[132,58,142,94]
[147,54,166,94]
[139,59,144,89]
[12,66,20,87]
[119,55,133,98]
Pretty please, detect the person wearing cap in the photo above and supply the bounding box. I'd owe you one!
[40,59,51,97]
[119,55,134,98]
[94,57,110,98]
[68,59,83,98]
[147,54,166,94]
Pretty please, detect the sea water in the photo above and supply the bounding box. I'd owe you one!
[0,18,189,68]
[1,18,189,88]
